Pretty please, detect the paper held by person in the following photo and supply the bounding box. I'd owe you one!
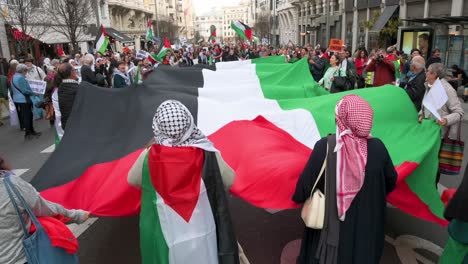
[422,78,448,121]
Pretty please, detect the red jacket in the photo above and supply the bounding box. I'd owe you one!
[365,58,395,87]
[354,57,368,76]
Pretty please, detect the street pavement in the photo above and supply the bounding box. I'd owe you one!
[1,97,468,264]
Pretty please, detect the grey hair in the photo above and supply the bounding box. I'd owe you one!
[411,55,426,70]
[427,63,447,79]
[15,63,28,73]
[82,54,94,66]
[50,59,60,66]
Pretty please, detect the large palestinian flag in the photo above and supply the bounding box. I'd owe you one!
[31,56,447,226]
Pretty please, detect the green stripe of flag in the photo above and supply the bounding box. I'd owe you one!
[140,153,169,264]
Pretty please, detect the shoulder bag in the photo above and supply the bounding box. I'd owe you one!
[330,68,352,93]
[439,118,464,175]
[3,174,79,264]
[301,143,328,229]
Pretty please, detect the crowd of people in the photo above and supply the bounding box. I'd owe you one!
[0,40,468,263]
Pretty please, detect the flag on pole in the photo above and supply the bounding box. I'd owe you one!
[146,19,153,41]
[208,25,216,43]
[95,25,109,54]
[156,36,172,61]
[231,20,252,41]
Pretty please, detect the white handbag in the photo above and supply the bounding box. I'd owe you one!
[301,144,328,229]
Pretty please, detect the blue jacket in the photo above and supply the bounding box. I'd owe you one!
[11,73,33,103]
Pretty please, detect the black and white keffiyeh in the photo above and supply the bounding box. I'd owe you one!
[152,100,216,151]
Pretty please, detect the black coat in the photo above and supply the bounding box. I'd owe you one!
[58,81,79,130]
[445,163,468,222]
[293,137,397,264]
[81,65,97,85]
[309,56,327,83]
[404,71,426,112]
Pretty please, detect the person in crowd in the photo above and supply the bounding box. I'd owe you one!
[0,155,89,264]
[340,49,358,89]
[80,54,97,85]
[419,63,464,185]
[140,58,153,78]
[113,61,131,88]
[127,100,240,264]
[404,55,427,112]
[198,49,208,65]
[318,54,346,91]
[11,64,41,140]
[365,48,395,87]
[399,53,409,85]
[94,58,108,87]
[56,63,80,130]
[308,48,327,83]
[289,51,301,64]
[354,49,368,88]
[162,54,171,65]
[426,49,442,68]
[0,72,8,126]
[43,65,57,126]
[451,65,468,90]
[24,58,45,81]
[224,48,239,62]
[69,59,78,67]
[74,54,81,66]
[386,46,398,61]
[293,94,397,264]
[403,49,422,83]
[212,44,223,63]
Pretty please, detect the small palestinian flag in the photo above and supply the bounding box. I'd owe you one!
[137,145,238,264]
[231,20,252,41]
[146,19,153,41]
[157,36,172,61]
[208,25,217,43]
[32,57,447,228]
[95,25,109,54]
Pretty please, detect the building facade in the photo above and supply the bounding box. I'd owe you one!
[194,10,224,41]
[176,0,195,42]
[222,2,253,42]
[104,0,154,50]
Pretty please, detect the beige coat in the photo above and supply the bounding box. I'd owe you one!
[419,78,464,139]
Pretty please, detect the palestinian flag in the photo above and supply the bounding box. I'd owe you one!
[146,19,153,41]
[157,36,172,61]
[32,57,447,227]
[138,145,238,264]
[95,25,109,54]
[208,25,217,43]
[231,20,252,41]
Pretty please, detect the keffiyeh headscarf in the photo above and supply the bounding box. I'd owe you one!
[334,95,374,221]
[152,100,216,151]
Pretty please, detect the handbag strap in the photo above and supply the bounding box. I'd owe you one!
[3,174,30,237]
[309,143,329,196]
[4,174,42,236]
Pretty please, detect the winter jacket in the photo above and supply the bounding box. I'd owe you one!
[80,65,97,85]
[58,80,79,130]
[404,71,426,112]
[11,73,33,103]
[309,56,327,82]
[419,78,464,140]
[26,65,45,81]
[365,58,395,87]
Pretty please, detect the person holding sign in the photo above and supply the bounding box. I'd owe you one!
[10,64,41,140]
[418,63,463,132]
[418,63,464,185]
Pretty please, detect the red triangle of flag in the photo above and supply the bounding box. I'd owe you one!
[148,145,204,222]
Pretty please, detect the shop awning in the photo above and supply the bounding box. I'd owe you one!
[105,27,133,43]
[370,5,399,32]
[402,16,468,25]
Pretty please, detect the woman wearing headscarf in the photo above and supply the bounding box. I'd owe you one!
[293,94,397,264]
[127,100,244,264]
